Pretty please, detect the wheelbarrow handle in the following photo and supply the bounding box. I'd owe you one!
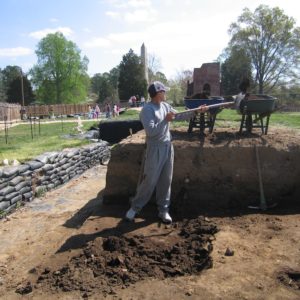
[174,101,234,119]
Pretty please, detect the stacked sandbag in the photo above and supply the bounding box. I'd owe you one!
[0,141,110,214]
[0,165,32,211]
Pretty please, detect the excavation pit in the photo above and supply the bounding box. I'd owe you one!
[103,127,300,212]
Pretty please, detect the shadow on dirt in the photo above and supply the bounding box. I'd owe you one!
[58,190,157,253]
[57,183,300,254]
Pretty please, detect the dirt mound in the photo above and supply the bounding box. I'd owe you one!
[33,217,217,297]
[277,268,300,291]
[104,127,300,207]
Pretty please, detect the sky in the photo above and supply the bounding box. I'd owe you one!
[0,0,299,79]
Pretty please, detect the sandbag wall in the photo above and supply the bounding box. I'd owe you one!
[0,141,110,213]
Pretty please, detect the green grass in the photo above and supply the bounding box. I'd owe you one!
[116,107,300,129]
[217,109,300,129]
[171,108,300,129]
[1,108,299,163]
[268,112,300,128]
[0,120,99,162]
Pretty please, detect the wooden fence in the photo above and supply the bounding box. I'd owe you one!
[25,104,90,116]
[0,103,21,121]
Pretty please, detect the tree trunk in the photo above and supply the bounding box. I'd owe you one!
[259,80,264,94]
[56,80,61,104]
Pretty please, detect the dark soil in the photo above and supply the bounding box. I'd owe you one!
[33,217,217,297]
[277,268,300,291]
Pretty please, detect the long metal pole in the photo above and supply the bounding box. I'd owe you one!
[30,114,33,140]
[4,115,8,144]
[174,101,234,120]
[255,145,267,210]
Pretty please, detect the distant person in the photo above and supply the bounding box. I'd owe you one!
[88,105,93,119]
[20,106,27,120]
[235,77,251,111]
[128,97,133,107]
[132,96,136,107]
[95,104,101,119]
[140,96,145,107]
[92,107,96,118]
[105,103,111,118]
[113,104,118,117]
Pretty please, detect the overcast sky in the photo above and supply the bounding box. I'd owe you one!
[0,0,299,79]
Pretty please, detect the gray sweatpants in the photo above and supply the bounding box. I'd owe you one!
[131,142,174,214]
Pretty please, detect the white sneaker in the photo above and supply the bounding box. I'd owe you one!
[125,208,136,221]
[158,212,172,224]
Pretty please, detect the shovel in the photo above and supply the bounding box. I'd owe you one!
[248,144,277,210]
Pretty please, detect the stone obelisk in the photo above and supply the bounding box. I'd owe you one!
[140,43,149,84]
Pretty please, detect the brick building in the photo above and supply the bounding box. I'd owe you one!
[187,62,221,97]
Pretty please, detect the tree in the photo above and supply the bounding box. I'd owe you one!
[0,65,35,104]
[1,66,22,102]
[118,49,147,100]
[0,69,7,102]
[6,75,35,105]
[108,67,120,100]
[148,53,162,83]
[91,67,119,103]
[229,5,300,93]
[153,71,168,84]
[167,69,193,105]
[91,72,114,103]
[220,46,253,95]
[30,32,89,104]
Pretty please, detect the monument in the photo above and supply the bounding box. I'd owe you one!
[140,43,149,84]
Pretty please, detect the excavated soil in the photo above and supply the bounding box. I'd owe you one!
[29,217,217,297]
[277,268,300,291]
[0,127,300,299]
[104,127,300,207]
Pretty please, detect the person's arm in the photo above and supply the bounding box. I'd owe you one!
[140,106,171,137]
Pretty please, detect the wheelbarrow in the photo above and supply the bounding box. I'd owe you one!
[238,96,276,134]
[184,98,224,133]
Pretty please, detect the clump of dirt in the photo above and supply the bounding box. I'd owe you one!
[34,217,218,296]
[277,268,300,290]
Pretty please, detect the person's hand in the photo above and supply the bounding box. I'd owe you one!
[165,112,175,122]
[197,105,208,113]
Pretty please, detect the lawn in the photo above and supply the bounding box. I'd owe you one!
[1,108,299,163]
[0,120,99,162]
[171,107,300,129]
[216,109,300,129]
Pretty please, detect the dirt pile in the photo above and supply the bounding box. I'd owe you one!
[32,217,217,297]
[277,268,300,291]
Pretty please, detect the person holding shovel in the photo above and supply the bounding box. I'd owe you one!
[125,81,208,223]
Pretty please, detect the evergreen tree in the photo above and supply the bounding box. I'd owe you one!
[0,69,7,102]
[91,73,112,103]
[6,75,35,105]
[118,49,147,100]
[0,65,35,104]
